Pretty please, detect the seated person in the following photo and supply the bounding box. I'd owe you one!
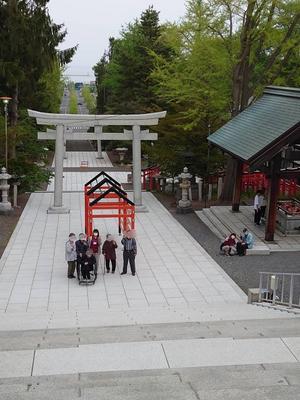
[236,228,254,256]
[220,233,237,256]
[80,249,96,279]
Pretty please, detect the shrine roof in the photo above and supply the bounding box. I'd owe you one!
[208,86,300,166]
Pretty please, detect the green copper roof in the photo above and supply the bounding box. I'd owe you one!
[208,86,300,164]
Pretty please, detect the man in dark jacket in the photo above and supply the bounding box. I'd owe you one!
[120,230,137,276]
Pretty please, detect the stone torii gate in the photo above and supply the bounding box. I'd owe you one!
[28,110,166,214]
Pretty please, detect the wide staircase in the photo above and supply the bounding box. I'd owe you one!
[1,302,300,399]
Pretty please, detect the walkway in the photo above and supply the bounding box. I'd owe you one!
[1,139,300,398]
[0,189,245,313]
[52,151,113,168]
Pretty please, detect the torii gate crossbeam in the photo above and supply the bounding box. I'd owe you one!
[28,110,166,214]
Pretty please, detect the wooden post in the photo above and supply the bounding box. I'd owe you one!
[265,155,281,241]
[217,176,223,199]
[208,184,212,201]
[232,159,243,212]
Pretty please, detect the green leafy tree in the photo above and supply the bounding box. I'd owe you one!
[94,6,173,114]
[0,0,76,191]
[0,0,77,157]
[151,0,300,196]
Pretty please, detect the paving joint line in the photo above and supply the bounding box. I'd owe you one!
[143,203,204,305]
[138,210,178,306]
[26,200,50,312]
[4,194,45,312]
[30,349,36,376]
[280,337,300,362]
[187,381,201,400]
[46,209,60,312]
[161,343,171,369]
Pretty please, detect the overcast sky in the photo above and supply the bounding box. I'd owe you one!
[48,0,187,82]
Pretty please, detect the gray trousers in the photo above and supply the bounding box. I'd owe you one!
[67,261,76,277]
[122,250,136,274]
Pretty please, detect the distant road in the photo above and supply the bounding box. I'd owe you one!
[60,89,69,114]
[62,88,95,151]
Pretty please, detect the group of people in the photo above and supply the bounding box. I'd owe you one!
[65,228,137,280]
[220,228,254,256]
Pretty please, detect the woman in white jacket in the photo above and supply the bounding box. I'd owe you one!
[65,233,77,278]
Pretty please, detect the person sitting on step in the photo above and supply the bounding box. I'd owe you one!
[220,233,238,256]
[236,228,254,256]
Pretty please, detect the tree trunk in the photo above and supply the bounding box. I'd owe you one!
[222,0,256,200]
[220,157,235,201]
[9,85,18,160]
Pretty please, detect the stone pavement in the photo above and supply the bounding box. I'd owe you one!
[0,190,245,313]
[47,171,129,191]
[52,151,113,168]
[1,150,300,398]
[197,205,300,253]
[1,335,299,378]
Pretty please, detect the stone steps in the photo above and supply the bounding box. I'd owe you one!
[1,316,300,352]
[196,210,224,240]
[0,304,299,399]
[0,362,300,399]
[1,302,298,332]
[197,207,270,255]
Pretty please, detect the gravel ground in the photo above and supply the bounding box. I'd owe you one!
[174,211,300,294]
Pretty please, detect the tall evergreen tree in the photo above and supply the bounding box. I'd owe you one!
[0,0,77,158]
[94,6,173,114]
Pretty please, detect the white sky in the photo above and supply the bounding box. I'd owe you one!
[48,0,187,82]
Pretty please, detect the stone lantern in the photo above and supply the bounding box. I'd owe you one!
[115,147,128,165]
[0,167,12,213]
[177,166,193,213]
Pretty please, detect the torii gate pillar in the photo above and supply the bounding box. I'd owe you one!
[95,126,103,159]
[48,124,69,214]
[132,125,147,211]
[28,109,167,214]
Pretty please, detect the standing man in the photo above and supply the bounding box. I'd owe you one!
[121,230,137,276]
[254,190,262,225]
[65,233,77,278]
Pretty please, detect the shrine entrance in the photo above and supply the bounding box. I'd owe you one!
[84,171,135,236]
[208,86,300,241]
[28,109,166,213]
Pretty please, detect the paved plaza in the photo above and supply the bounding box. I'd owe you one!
[0,190,245,313]
[52,151,113,168]
[1,150,300,397]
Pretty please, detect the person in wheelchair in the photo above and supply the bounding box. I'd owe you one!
[80,249,96,280]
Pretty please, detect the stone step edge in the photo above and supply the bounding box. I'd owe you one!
[197,209,270,255]
[253,302,300,315]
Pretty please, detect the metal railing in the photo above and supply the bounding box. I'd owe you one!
[258,272,300,309]
[258,272,300,308]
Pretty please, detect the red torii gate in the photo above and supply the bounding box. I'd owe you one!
[84,172,135,237]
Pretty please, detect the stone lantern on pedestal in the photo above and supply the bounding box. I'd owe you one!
[177,166,193,214]
[115,147,128,166]
[0,167,12,213]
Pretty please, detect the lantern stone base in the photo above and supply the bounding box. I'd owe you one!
[135,204,148,213]
[0,201,12,214]
[47,206,70,214]
[176,205,193,214]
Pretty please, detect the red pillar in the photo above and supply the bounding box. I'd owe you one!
[265,155,281,241]
[232,159,243,212]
